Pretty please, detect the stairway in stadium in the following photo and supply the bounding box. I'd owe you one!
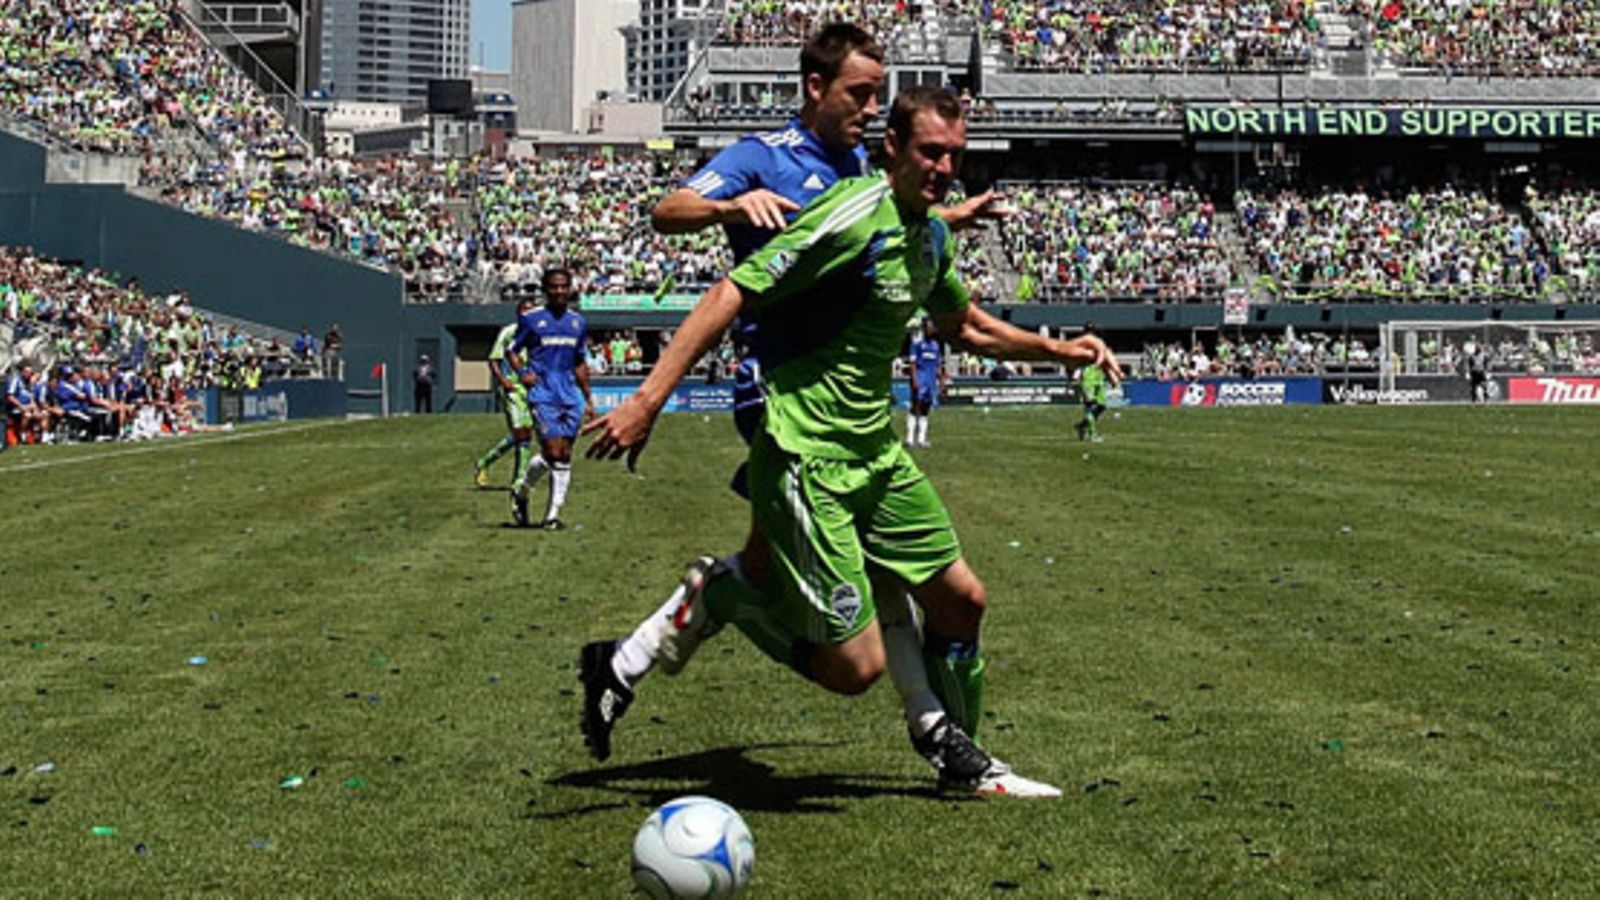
[1320,13,1373,78]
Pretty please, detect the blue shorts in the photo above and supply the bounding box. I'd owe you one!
[911,386,936,409]
[730,358,765,498]
[534,402,581,441]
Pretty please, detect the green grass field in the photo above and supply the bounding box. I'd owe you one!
[2,405,1597,896]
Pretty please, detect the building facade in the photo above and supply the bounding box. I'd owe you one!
[321,0,470,105]
[510,0,632,133]
[623,0,718,103]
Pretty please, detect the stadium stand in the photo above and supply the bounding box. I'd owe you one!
[1234,183,1557,301]
[1137,330,1376,379]
[975,0,1325,72]
[993,181,1235,301]
[0,0,306,159]
[1345,0,1600,75]
[1,245,316,444]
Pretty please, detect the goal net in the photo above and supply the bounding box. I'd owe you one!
[1379,320,1600,395]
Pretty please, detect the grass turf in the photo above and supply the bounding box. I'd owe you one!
[1,406,1597,896]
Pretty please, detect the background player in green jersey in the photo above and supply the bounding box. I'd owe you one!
[581,87,1122,795]
[474,298,537,487]
[1075,321,1110,443]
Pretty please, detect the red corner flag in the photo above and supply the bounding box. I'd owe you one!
[370,362,386,379]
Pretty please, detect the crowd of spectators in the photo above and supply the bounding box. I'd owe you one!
[2,246,315,445]
[712,0,1326,72]
[1235,184,1557,299]
[975,0,1325,71]
[0,0,304,157]
[1345,0,1600,75]
[716,1,969,48]
[1422,331,1600,374]
[1137,329,1375,379]
[1525,182,1600,295]
[993,181,1235,301]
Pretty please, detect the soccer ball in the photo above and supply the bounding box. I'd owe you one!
[631,795,755,899]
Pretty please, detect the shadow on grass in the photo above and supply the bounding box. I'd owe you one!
[535,743,948,818]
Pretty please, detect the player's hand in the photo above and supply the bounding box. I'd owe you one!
[1085,336,1125,387]
[581,395,656,472]
[582,403,596,424]
[1060,335,1124,387]
[940,189,1011,232]
[520,371,536,387]
[723,189,800,232]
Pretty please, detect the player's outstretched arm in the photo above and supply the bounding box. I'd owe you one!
[652,188,800,234]
[934,304,1123,385]
[582,278,747,467]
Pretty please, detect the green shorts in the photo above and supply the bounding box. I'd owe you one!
[499,385,532,432]
[748,433,962,645]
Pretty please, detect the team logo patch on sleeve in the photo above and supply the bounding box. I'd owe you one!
[766,250,797,280]
[829,584,863,629]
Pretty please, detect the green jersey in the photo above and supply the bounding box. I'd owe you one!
[1081,363,1107,403]
[488,323,518,384]
[730,174,969,460]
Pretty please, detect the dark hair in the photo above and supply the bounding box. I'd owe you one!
[541,267,573,289]
[887,86,963,141]
[800,23,884,85]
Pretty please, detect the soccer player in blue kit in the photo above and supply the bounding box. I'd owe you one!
[507,268,595,529]
[579,26,1055,796]
[906,317,946,448]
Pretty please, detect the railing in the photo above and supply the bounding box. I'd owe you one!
[181,4,321,153]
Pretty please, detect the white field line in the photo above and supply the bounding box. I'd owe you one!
[0,418,357,474]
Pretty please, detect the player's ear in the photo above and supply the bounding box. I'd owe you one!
[804,72,826,106]
[884,127,900,162]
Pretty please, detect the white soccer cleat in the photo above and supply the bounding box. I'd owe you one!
[968,758,1063,799]
[912,717,1062,799]
[657,556,723,676]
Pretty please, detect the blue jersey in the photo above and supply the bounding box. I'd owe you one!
[911,338,943,387]
[57,377,89,411]
[682,117,871,264]
[511,307,587,407]
[6,372,32,408]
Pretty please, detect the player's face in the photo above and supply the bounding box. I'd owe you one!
[543,275,574,311]
[810,51,884,152]
[887,109,966,214]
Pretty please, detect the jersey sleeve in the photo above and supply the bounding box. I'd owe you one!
[681,138,765,200]
[729,177,884,309]
[922,217,970,316]
[509,313,538,356]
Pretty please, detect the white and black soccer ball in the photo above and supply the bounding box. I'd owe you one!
[631,795,755,899]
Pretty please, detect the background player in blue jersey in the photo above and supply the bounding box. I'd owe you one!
[907,317,947,448]
[585,26,1047,796]
[507,268,594,529]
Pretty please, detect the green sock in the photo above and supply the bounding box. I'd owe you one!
[923,632,986,738]
[511,441,529,489]
[1085,409,1099,438]
[478,436,514,470]
[701,560,811,679]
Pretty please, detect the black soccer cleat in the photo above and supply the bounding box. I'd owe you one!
[911,716,994,786]
[510,489,529,527]
[578,640,633,762]
[910,716,1062,797]
[541,517,565,531]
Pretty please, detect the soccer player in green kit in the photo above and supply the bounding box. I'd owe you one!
[1075,322,1110,442]
[582,86,1122,795]
[473,297,537,488]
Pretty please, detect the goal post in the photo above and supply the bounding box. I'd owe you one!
[1379,320,1600,396]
